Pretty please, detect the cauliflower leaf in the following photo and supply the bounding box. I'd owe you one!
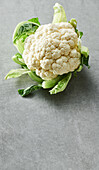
[12,53,26,66]
[13,18,40,54]
[28,71,43,83]
[18,84,42,97]
[42,75,65,89]
[49,73,72,94]
[81,46,90,68]
[28,17,40,25]
[52,3,67,23]
[5,69,30,80]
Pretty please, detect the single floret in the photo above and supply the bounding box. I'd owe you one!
[23,22,81,80]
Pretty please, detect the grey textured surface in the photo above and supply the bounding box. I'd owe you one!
[0,0,99,170]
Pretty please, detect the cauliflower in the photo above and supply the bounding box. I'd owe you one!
[23,22,81,80]
[5,3,90,96]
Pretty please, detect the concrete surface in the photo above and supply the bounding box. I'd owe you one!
[0,0,99,170]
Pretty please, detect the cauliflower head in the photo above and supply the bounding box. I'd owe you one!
[23,22,81,80]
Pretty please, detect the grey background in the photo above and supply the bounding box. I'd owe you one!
[0,0,99,169]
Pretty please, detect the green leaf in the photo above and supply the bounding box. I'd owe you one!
[28,71,43,83]
[42,75,65,89]
[18,89,24,95]
[49,73,72,94]
[5,69,30,80]
[69,18,77,29]
[77,65,83,72]
[14,38,25,54]
[13,21,39,54]
[81,54,90,67]
[52,3,67,23]
[18,84,42,97]
[13,21,39,42]
[73,71,77,77]
[73,25,83,39]
[21,65,28,69]
[28,17,40,25]
[75,28,80,37]
[73,65,83,77]
[81,46,90,68]
[81,46,89,58]
[12,53,26,66]
[79,32,83,39]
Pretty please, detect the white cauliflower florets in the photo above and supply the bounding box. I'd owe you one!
[23,22,81,80]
